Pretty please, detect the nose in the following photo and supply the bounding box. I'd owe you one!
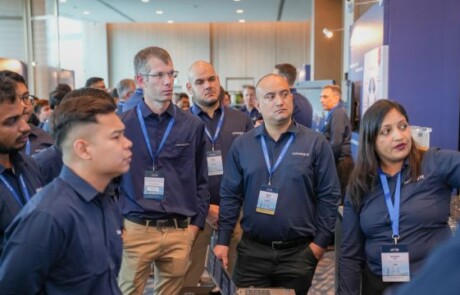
[19,117,31,134]
[124,136,133,150]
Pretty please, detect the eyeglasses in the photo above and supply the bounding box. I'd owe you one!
[21,94,36,105]
[140,70,179,80]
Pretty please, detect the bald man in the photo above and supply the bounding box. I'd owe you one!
[214,74,340,295]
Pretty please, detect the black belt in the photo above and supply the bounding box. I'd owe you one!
[243,232,313,250]
[125,216,189,228]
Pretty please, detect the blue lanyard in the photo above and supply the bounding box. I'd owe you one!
[192,104,225,151]
[137,104,175,170]
[379,170,402,244]
[0,174,31,207]
[25,138,31,155]
[260,134,294,185]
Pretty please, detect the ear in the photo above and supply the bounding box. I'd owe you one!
[186,82,193,96]
[73,138,92,161]
[255,99,260,110]
[135,74,145,89]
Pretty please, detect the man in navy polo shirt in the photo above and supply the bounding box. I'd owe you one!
[184,60,253,287]
[214,74,340,295]
[118,46,209,295]
[0,90,132,294]
[0,76,44,256]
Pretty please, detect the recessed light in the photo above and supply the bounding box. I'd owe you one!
[234,0,241,2]
[236,9,244,14]
[167,20,174,24]
[141,0,149,2]
[59,0,67,3]
[156,10,163,15]
[83,11,90,15]
[239,19,245,23]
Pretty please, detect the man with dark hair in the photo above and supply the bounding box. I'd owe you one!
[214,74,340,295]
[0,76,44,256]
[118,46,209,295]
[85,76,106,90]
[0,92,132,294]
[184,60,252,288]
[274,63,313,128]
[320,84,353,200]
[241,85,259,124]
[116,78,136,115]
[0,70,54,155]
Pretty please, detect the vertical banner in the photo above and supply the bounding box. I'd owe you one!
[362,45,389,116]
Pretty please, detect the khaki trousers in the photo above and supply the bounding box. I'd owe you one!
[118,219,195,295]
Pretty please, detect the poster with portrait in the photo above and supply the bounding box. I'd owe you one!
[362,45,389,117]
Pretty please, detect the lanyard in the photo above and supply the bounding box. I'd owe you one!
[0,173,31,207]
[379,170,402,244]
[192,104,225,151]
[25,138,31,155]
[260,134,294,186]
[137,104,175,170]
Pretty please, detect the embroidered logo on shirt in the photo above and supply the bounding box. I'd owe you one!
[175,142,190,147]
[403,174,425,185]
[232,132,244,136]
[291,152,309,157]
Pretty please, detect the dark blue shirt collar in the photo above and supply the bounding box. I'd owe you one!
[0,152,26,174]
[139,100,176,119]
[59,166,100,203]
[254,121,299,139]
[191,103,223,118]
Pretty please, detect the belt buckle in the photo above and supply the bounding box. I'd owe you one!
[271,241,283,250]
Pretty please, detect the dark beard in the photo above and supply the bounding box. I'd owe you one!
[197,97,219,108]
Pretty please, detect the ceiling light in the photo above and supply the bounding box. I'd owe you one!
[83,11,91,15]
[238,19,245,23]
[234,0,241,2]
[167,20,174,24]
[141,0,149,2]
[59,0,67,3]
[322,28,343,38]
[236,9,244,14]
[156,10,163,15]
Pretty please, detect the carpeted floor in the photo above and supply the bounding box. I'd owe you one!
[143,250,336,295]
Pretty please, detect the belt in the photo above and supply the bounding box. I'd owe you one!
[243,232,313,250]
[125,216,189,229]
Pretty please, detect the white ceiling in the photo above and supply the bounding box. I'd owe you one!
[58,0,312,23]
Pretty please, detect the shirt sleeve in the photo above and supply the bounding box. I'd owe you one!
[337,195,366,295]
[217,139,244,245]
[0,211,64,294]
[430,148,460,188]
[312,137,341,247]
[190,122,210,228]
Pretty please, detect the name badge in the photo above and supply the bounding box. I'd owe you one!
[256,185,279,215]
[144,170,165,200]
[381,244,410,282]
[206,150,223,176]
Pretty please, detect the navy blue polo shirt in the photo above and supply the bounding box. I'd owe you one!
[32,145,63,185]
[0,166,123,294]
[320,102,352,161]
[120,101,209,228]
[338,148,460,295]
[191,103,253,204]
[23,124,54,155]
[217,122,340,248]
[291,88,313,128]
[240,106,260,124]
[0,152,44,256]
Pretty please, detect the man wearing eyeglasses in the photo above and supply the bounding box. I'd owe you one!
[0,75,44,256]
[118,46,209,295]
[0,71,54,155]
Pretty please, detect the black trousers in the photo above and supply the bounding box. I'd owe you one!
[337,156,354,204]
[233,235,318,295]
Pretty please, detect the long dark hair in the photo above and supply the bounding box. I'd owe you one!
[348,100,424,210]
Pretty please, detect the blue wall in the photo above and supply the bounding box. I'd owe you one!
[387,0,460,150]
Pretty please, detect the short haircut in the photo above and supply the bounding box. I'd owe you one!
[33,99,49,114]
[0,76,18,104]
[274,63,297,85]
[134,46,172,75]
[49,85,72,109]
[52,89,116,149]
[85,77,104,88]
[242,85,255,92]
[0,70,27,87]
[173,92,189,104]
[116,79,135,99]
[323,84,342,96]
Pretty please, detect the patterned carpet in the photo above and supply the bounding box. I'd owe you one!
[143,250,336,295]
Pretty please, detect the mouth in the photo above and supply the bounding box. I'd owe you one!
[162,90,173,96]
[394,143,407,151]
[18,134,30,144]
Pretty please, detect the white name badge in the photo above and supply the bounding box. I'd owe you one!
[256,185,279,215]
[144,170,165,201]
[381,244,410,282]
[206,150,223,176]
